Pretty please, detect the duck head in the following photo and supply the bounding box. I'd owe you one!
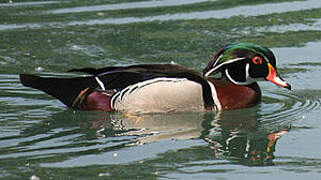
[203,43,291,90]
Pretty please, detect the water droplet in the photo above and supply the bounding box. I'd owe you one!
[98,172,110,177]
[71,45,79,49]
[71,45,83,50]
[35,66,44,72]
[97,12,104,16]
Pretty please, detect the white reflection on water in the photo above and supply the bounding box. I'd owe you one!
[67,0,321,25]
[40,139,204,167]
[0,1,58,6]
[1,0,321,31]
[49,0,218,14]
[257,18,321,33]
[0,24,42,31]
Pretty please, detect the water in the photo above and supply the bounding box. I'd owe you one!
[1,0,321,179]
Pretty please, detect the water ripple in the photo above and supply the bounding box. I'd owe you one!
[260,89,321,127]
[0,1,58,7]
[67,0,321,25]
[48,0,218,14]
[1,0,321,30]
[257,18,321,33]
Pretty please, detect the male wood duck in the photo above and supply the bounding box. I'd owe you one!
[20,43,291,114]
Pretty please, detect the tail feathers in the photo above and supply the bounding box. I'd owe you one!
[20,74,98,107]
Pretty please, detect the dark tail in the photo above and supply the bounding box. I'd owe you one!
[20,74,98,107]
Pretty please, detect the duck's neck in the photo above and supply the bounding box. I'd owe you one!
[208,78,261,110]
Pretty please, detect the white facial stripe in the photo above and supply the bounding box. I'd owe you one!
[211,54,223,70]
[204,54,223,77]
[204,57,246,77]
[204,67,216,77]
[95,77,106,91]
[257,52,269,63]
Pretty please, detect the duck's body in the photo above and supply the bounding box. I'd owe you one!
[20,43,290,114]
[86,76,261,113]
[20,64,261,113]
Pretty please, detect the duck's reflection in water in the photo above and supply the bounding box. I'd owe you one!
[106,112,205,144]
[205,109,288,166]
[86,108,288,166]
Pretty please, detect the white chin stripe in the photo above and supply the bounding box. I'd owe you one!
[204,68,216,77]
[225,69,248,85]
[207,81,221,111]
[225,63,257,85]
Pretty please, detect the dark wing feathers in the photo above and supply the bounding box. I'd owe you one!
[68,63,203,91]
[68,64,199,76]
[93,64,201,90]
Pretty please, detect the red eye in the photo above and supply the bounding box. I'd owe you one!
[252,56,263,65]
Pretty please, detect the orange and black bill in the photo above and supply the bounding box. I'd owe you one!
[266,63,291,90]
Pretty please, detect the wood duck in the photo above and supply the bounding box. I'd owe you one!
[20,43,291,114]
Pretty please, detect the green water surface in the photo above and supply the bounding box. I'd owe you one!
[1,0,321,179]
